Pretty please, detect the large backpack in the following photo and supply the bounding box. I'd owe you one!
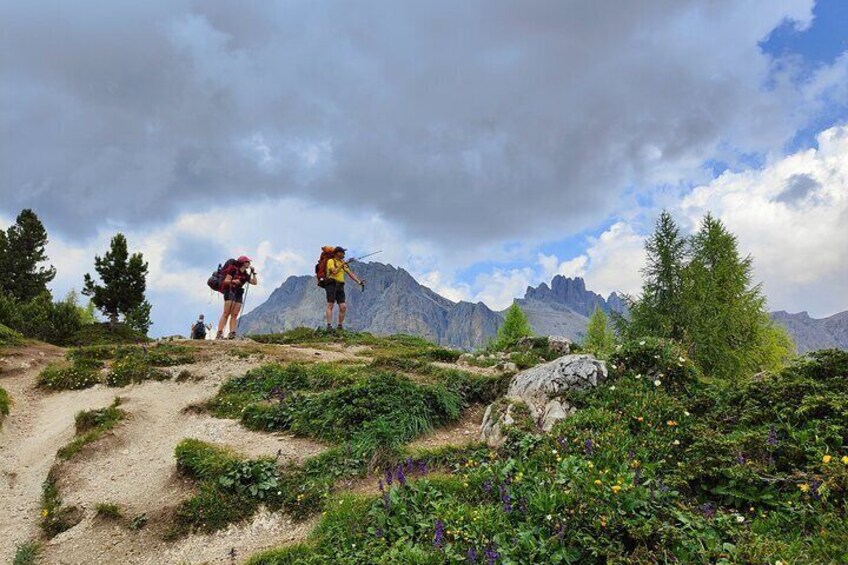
[315,246,336,288]
[207,258,238,292]
[191,322,207,340]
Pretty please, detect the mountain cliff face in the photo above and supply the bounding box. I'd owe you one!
[241,264,626,348]
[770,310,848,354]
[239,262,501,349]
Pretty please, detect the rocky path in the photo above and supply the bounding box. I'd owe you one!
[0,342,332,565]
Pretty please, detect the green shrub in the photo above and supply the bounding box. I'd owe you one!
[0,386,10,419]
[608,337,699,390]
[58,398,125,460]
[0,293,82,345]
[170,481,257,537]
[175,438,241,480]
[95,502,123,520]
[38,358,102,390]
[64,322,148,346]
[106,355,169,387]
[12,541,41,565]
[0,322,24,347]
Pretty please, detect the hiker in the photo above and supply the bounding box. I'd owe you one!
[190,314,208,340]
[324,247,364,332]
[216,256,257,340]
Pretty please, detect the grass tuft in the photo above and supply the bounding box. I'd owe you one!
[12,541,41,565]
[57,398,125,460]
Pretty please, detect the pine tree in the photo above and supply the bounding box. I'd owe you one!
[584,306,615,358]
[627,211,687,340]
[684,214,790,379]
[2,209,56,302]
[495,303,533,350]
[83,234,150,329]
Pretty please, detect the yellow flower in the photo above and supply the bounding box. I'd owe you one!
[842,455,848,465]
[611,485,622,494]
[799,483,810,493]
[666,420,678,427]
[41,509,49,517]
[594,479,602,486]
[822,454,832,464]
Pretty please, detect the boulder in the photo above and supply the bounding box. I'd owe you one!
[547,336,572,355]
[480,354,607,446]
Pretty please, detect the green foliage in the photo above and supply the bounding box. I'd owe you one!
[247,346,848,564]
[624,212,794,380]
[58,398,125,460]
[583,306,616,358]
[219,459,279,500]
[63,322,148,346]
[38,358,102,390]
[95,502,124,520]
[251,328,454,360]
[83,233,150,330]
[0,322,24,347]
[175,438,242,480]
[0,386,9,420]
[0,209,56,302]
[40,469,82,538]
[129,513,148,530]
[105,354,170,387]
[493,303,533,351]
[12,541,41,565]
[0,292,82,345]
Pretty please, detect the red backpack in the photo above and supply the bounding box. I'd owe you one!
[315,246,336,287]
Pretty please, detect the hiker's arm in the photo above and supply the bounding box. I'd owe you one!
[328,261,344,276]
[249,273,258,285]
[347,268,363,285]
[222,274,234,289]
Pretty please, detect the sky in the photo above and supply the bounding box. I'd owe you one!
[1,0,847,336]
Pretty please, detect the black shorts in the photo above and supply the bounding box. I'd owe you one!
[223,287,245,304]
[325,280,345,304]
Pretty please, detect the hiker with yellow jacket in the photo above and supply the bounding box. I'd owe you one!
[324,247,364,332]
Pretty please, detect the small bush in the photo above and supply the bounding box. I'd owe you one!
[129,513,148,530]
[38,358,102,390]
[12,541,41,565]
[64,322,148,346]
[608,337,699,390]
[0,322,24,347]
[175,438,241,480]
[106,355,169,387]
[58,398,125,460]
[95,502,123,520]
[0,386,10,419]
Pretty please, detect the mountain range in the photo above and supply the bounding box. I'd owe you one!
[240,261,847,352]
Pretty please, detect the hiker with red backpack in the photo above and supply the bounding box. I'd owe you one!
[316,246,364,332]
[210,255,257,339]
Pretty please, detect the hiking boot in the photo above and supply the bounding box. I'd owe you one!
[227,332,237,340]
[215,331,225,340]
[326,324,334,333]
[337,324,344,332]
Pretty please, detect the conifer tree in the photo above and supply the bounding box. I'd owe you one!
[83,233,150,329]
[495,303,533,350]
[2,209,56,302]
[584,306,615,358]
[627,211,687,340]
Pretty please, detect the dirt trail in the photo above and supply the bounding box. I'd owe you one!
[0,342,336,565]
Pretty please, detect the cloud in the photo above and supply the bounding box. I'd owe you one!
[2,0,839,245]
[679,124,848,317]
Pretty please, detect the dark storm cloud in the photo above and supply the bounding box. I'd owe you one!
[0,0,815,241]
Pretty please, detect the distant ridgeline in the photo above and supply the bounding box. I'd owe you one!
[240,262,846,351]
[239,262,626,349]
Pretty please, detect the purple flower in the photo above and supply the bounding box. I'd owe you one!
[628,449,635,461]
[396,465,407,487]
[519,497,528,515]
[383,491,391,511]
[736,452,746,465]
[810,479,822,500]
[418,460,428,475]
[374,527,383,538]
[499,485,512,513]
[467,545,478,563]
[698,502,715,519]
[384,468,393,486]
[485,543,500,565]
[482,479,493,493]
[378,479,384,492]
[557,435,566,447]
[434,519,445,549]
[406,457,415,475]
[584,439,595,456]
[767,425,777,447]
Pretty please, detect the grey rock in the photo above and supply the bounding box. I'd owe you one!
[547,336,572,355]
[480,354,607,446]
[770,310,848,354]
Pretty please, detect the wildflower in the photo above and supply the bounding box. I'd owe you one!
[594,479,602,486]
[384,468,393,486]
[482,479,493,493]
[766,425,777,447]
[41,509,49,517]
[406,457,415,474]
[374,527,383,538]
[378,479,384,492]
[485,543,500,565]
[736,452,746,465]
[467,546,479,564]
[519,496,528,514]
[683,410,690,417]
[546,514,552,521]
[610,364,617,370]
[666,420,677,427]
[611,485,622,493]
[383,491,391,511]
[842,455,848,465]
[635,374,642,380]
[673,440,680,446]
[798,483,810,493]
[639,340,645,346]
[635,416,644,422]
[584,438,595,456]
[699,502,715,518]
[654,380,661,387]
[419,460,428,475]
[678,356,686,363]
[396,465,407,487]
[736,515,745,523]
[822,454,832,464]
[434,519,445,549]
[609,385,616,391]
[499,485,512,513]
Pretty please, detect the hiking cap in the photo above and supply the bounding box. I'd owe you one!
[199,314,204,319]
[237,255,252,263]
[333,247,346,254]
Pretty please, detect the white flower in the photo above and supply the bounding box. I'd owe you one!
[683,411,690,417]
[546,514,552,521]
[679,356,686,363]
[639,341,646,346]
[736,515,745,523]
[609,385,616,391]
[673,440,680,445]
[635,374,642,380]
[654,380,662,387]
[610,364,617,369]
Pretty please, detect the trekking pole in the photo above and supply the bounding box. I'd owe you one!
[349,250,382,262]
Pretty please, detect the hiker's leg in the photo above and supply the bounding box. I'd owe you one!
[325,302,334,325]
[218,301,233,335]
[229,302,242,334]
[338,303,347,325]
